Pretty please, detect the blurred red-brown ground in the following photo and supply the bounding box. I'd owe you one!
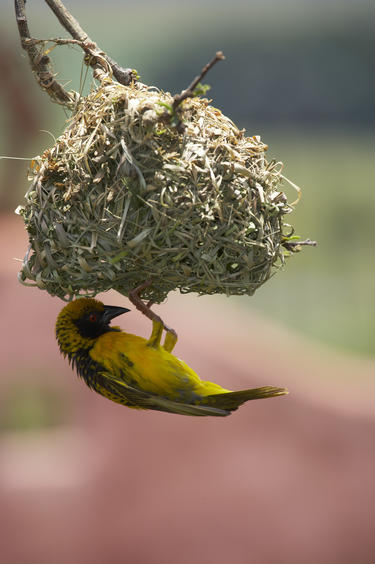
[1,214,375,564]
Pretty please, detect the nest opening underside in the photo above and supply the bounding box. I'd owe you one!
[19,80,294,303]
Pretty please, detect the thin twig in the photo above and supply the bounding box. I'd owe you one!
[14,0,135,106]
[23,35,111,84]
[172,51,225,111]
[25,37,90,47]
[44,0,134,86]
[26,36,136,88]
[282,238,317,251]
[171,51,225,132]
[14,0,72,105]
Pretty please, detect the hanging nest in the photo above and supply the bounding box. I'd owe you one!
[17,78,302,303]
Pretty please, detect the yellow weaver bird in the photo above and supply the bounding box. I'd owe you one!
[56,296,288,417]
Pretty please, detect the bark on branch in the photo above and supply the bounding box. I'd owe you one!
[173,51,225,111]
[172,51,225,133]
[44,0,134,86]
[15,0,72,104]
[14,0,135,107]
[15,0,224,134]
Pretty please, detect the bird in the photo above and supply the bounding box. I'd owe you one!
[56,297,288,417]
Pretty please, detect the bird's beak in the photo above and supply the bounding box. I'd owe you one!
[102,305,130,323]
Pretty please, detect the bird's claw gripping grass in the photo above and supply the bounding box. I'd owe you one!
[128,280,178,352]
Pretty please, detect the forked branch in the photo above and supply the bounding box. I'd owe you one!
[44,0,134,85]
[14,0,135,106]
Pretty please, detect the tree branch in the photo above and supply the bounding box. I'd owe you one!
[170,51,225,132]
[14,0,72,105]
[44,0,88,41]
[172,51,225,111]
[44,0,134,86]
[14,0,136,107]
[16,1,224,131]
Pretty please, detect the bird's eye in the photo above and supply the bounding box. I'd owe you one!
[88,313,97,323]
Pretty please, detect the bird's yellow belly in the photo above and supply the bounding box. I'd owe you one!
[90,331,222,401]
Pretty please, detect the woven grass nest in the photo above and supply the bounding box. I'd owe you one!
[18,78,302,303]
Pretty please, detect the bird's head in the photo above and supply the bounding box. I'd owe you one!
[56,297,130,355]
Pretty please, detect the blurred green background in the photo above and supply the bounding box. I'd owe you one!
[1,0,374,357]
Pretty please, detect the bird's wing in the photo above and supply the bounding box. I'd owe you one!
[97,370,230,417]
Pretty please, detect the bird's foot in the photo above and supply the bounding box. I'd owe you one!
[128,281,177,351]
[128,280,158,321]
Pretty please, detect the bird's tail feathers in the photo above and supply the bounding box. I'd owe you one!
[200,386,288,411]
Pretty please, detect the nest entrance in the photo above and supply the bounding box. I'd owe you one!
[18,79,296,303]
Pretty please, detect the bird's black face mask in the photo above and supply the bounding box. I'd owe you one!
[74,305,130,338]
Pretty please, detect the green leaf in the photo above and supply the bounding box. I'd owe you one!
[193,82,211,97]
